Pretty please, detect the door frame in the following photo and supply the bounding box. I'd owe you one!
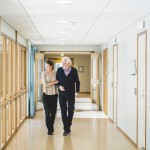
[113,44,118,124]
[35,53,44,110]
[103,48,108,115]
[91,53,100,110]
[136,30,147,148]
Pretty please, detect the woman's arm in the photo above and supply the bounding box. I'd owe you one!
[41,72,58,88]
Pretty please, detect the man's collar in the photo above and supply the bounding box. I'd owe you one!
[63,66,71,71]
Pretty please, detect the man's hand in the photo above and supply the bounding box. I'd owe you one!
[75,92,79,98]
[59,85,65,91]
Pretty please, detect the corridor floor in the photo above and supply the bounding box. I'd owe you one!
[5,111,139,150]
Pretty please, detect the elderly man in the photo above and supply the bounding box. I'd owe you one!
[56,57,80,136]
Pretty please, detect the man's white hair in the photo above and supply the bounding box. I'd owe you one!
[62,57,72,65]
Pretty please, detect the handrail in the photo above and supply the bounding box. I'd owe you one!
[0,89,27,108]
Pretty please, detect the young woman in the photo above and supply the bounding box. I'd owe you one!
[41,60,58,135]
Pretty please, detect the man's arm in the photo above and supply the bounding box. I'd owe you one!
[56,68,65,91]
[75,69,80,93]
[56,69,60,87]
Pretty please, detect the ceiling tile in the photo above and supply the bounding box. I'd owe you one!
[0,0,150,45]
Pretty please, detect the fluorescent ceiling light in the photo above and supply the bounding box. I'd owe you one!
[57,1,72,4]
[58,43,66,45]
[59,39,66,40]
[58,32,66,34]
[58,20,69,23]
[70,21,76,26]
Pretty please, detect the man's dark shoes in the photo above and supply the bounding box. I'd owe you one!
[48,130,53,135]
[63,131,70,136]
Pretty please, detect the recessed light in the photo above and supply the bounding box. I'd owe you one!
[58,32,66,34]
[59,39,66,41]
[57,1,72,4]
[58,20,69,23]
[59,43,66,45]
[70,21,76,26]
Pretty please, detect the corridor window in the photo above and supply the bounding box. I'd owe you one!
[0,36,4,102]
[6,39,11,98]
[0,35,27,149]
[21,47,26,90]
[12,42,16,95]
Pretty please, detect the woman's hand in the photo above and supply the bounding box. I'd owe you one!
[54,80,58,84]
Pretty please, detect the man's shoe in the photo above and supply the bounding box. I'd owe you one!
[48,131,53,135]
[63,132,70,136]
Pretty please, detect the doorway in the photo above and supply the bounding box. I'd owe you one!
[35,53,44,111]
[91,53,100,110]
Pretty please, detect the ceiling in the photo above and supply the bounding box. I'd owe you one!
[0,0,150,45]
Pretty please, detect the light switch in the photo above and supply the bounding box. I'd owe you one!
[134,88,137,95]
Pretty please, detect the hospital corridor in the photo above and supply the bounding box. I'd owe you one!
[0,0,150,150]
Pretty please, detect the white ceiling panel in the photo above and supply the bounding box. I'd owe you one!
[20,0,109,13]
[80,0,150,44]
[3,16,42,40]
[0,0,26,16]
[0,0,150,45]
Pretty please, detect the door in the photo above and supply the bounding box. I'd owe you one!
[103,49,108,115]
[91,53,100,110]
[147,104,150,150]
[113,44,118,124]
[35,53,44,110]
[137,31,147,149]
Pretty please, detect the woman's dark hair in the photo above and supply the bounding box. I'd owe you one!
[46,60,54,70]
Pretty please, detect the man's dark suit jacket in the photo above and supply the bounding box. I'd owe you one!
[56,67,80,97]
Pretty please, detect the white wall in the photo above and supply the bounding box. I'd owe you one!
[100,14,150,146]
